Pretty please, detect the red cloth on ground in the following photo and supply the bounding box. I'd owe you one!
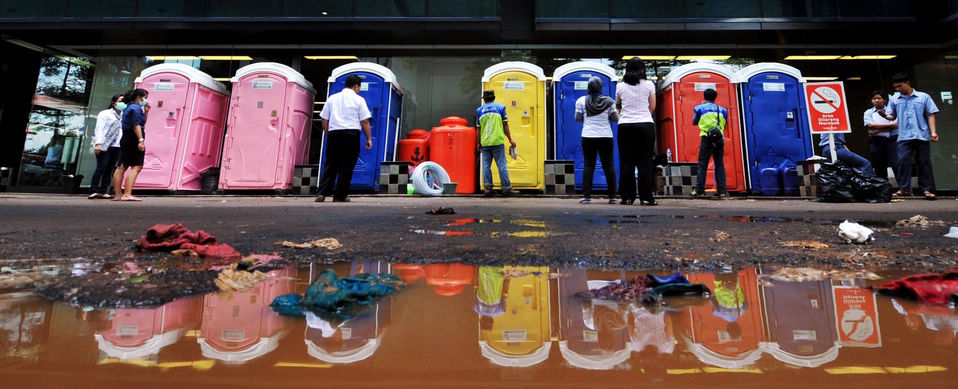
[136,223,239,259]
[874,270,958,305]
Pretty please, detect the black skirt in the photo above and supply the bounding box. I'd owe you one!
[120,129,145,167]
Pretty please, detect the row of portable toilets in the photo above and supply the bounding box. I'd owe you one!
[130,59,813,195]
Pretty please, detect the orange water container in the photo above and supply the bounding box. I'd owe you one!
[397,129,430,167]
[424,263,475,296]
[429,117,477,194]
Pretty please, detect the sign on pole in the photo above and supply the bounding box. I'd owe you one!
[832,285,882,348]
[805,81,852,162]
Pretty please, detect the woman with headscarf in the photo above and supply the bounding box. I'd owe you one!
[87,93,125,199]
[575,76,619,204]
[615,57,657,206]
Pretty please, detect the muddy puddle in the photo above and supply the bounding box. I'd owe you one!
[0,262,955,388]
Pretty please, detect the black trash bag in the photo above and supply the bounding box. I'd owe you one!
[815,161,893,203]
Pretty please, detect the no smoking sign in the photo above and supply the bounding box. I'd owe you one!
[805,81,851,134]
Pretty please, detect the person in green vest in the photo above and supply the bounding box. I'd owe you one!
[476,90,518,197]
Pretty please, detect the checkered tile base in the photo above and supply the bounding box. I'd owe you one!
[655,166,666,195]
[545,160,576,195]
[796,162,818,198]
[662,163,697,196]
[292,165,319,195]
[379,162,412,194]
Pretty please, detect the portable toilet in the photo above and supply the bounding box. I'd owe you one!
[94,297,203,361]
[733,63,813,196]
[558,269,630,370]
[552,62,619,191]
[478,266,551,367]
[656,63,745,192]
[219,62,316,191]
[321,62,403,191]
[133,63,230,191]
[197,267,297,363]
[760,277,840,368]
[480,62,547,191]
[682,270,765,369]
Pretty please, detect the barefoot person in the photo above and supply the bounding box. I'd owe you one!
[112,88,149,201]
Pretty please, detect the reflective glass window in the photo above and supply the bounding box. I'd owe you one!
[64,0,135,18]
[1,0,67,17]
[207,0,282,17]
[136,2,207,17]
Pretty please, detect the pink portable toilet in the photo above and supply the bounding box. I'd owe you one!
[219,63,316,190]
[197,267,297,363]
[134,63,230,191]
[95,297,203,360]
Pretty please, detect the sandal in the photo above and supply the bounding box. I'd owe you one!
[892,190,907,197]
[924,191,937,200]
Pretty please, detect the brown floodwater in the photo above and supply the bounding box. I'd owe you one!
[0,262,955,388]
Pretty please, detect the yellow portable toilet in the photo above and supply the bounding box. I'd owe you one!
[477,266,552,367]
[480,62,547,191]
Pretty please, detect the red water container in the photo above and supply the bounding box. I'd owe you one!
[429,116,477,194]
[397,129,430,167]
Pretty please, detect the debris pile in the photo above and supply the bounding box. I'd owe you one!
[781,240,829,250]
[214,263,270,292]
[271,268,405,322]
[761,267,880,282]
[838,220,874,244]
[280,238,343,249]
[576,273,711,306]
[895,215,946,229]
[137,223,241,259]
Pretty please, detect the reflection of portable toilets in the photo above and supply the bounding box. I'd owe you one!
[197,267,297,363]
[219,62,316,191]
[320,62,403,191]
[480,62,547,191]
[732,63,813,196]
[478,266,551,367]
[558,269,630,370]
[424,264,475,296]
[133,63,230,191]
[552,62,620,191]
[656,63,746,192]
[95,296,203,361]
[682,270,764,369]
[760,277,840,368]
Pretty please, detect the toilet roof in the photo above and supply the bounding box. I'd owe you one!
[328,62,402,93]
[481,61,547,82]
[659,63,736,90]
[732,63,805,83]
[233,62,315,91]
[551,62,618,82]
[135,63,229,95]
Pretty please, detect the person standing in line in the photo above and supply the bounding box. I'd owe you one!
[615,57,657,206]
[88,93,124,199]
[819,132,874,175]
[575,76,619,204]
[690,88,729,197]
[878,72,940,199]
[475,90,517,197]
[863,90,898,180]
[112,88,149,201]
[315,74,372,203]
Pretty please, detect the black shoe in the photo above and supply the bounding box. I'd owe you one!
[314,195,325,203]
[640,200,658,206]
[332,197,350,202]
[619,199,635,205]
[502,189,517,197]
[483,190,494,197]
[579,198,591,204]
[608,198,618,204]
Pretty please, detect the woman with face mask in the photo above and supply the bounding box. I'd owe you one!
[88,93,125,199]
[112,88,150,201]
[575,76,619,204]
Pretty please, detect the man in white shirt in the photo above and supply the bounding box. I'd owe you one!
[317,74,372,203]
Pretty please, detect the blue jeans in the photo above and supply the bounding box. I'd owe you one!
[481,145,511,190]
[822,146,874,176]
[695,136,726,193]
[896,140,933,193]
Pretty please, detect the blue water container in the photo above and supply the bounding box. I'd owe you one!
[321,63,403,191]
[552,62,619,191]
[782,166,799,196]
[759,168,783,196]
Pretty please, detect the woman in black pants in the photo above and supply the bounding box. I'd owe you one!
[574,77,619,204]
[615,57,657,205]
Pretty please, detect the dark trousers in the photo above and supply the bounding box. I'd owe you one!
[617,122,656,202]
[581,137,616,199]
[89,146,120,194]
[897,139,934,193]
[695,136,726,193]
[869,135,898,179]
[318,130,361,200]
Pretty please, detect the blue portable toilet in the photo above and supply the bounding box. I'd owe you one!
[733,63,813,196]
[552,62,619,191]
[321,62,403,191]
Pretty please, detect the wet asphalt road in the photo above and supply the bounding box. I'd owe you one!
[1,193,957,272]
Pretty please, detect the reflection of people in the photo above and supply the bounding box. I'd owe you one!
[575,76,619,204]
[691,88,729,197]
[112,88,150,201]
[878,72,940,199]
[476,90,517,197]
[475,266,508,317]
[89,94,124,199]
[863,91,899,180]
[615,57,657,206]
[316,74,372,203]
[711,273,747,323]
[629,303,675,354]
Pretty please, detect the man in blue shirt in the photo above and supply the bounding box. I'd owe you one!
[878,72,940,199]
[690,89,728,197]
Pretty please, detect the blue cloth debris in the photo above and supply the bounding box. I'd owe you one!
[270,269,405,321]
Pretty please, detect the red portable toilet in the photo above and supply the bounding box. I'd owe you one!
[197,267,297,363]
[429,116,477,194]
[682,270,765,369]
[219,62,316,190]
[424,263,475,296]
[133,63,230,191]
[95,296,203,360]
[657,63,746,192]
[396,129,430,167]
